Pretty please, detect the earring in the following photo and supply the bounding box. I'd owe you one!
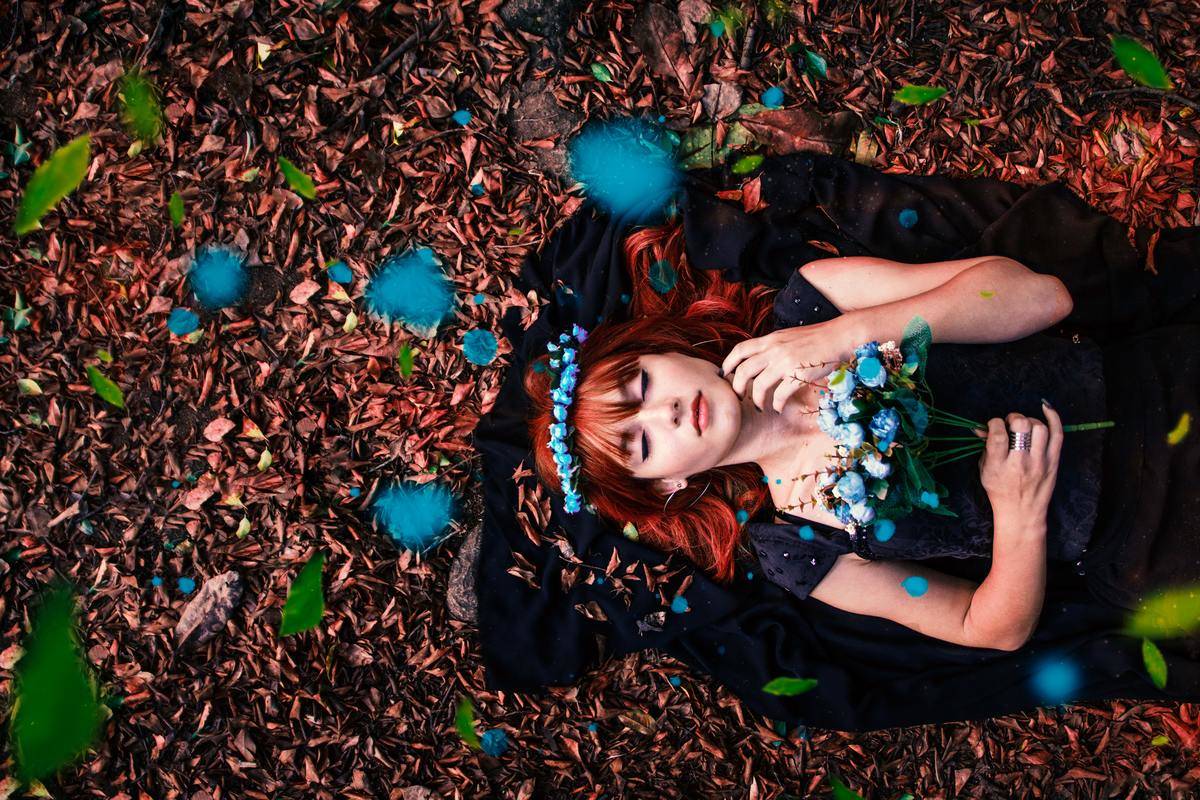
[663,480,696,513]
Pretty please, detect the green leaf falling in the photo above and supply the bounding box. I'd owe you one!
[829,775,867,800]
[169,191,184,229]
[14,134,91,236]
[761,676,819,696]
[398,342,415,379]
[86,365,125,409]
[279,552,326,636]
[590,62,613,83]
[731,153,764,175]
[10,583,106,784]
[1142,637,1168,689]
[118,70,164,145]
[1109,35,1174,90]
[456,695,482,749]
[277,156,318,200]
[893,84,949,105]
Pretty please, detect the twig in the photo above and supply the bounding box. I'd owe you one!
[739,20,758,71]
[1091,86,1200,114]
[909,0,916,43]
[371,13,447,78]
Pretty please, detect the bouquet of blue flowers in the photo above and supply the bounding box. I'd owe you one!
[809,315,1114,536]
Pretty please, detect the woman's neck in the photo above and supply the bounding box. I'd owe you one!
[721,380,830,478]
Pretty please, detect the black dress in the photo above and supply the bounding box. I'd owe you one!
[474,151,1200,732]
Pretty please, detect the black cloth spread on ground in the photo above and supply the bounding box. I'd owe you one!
[472,152,1200,732]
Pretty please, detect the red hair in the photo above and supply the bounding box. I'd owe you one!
[525,216,779,584]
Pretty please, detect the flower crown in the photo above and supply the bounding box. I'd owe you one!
[545,324,589,514]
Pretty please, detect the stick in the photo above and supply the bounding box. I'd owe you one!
[1090,87,1200,115]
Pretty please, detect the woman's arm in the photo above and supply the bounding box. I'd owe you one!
[801,255,1074,345]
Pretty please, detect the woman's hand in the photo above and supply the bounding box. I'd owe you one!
[720,318,861,413]
[972,402,1064,527]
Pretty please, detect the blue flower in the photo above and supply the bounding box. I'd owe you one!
[564,494,582,514]
[833,471,866,504]
[854,341,879,360]
[551,439,568,454]
[550,423,568,440]
[554,451,571,467]
[817,470,837,488]
[870,408,901,449]
[562,348,575,364]
[836,397,860,420]
[818,407,839,434]
[856,356,887,388]
[833,422,865,449]
[572,324,589,342]
[834,502,853,524]
[861,451,892,479]
[827,366,857,401]
[849,501,876,523]
[553,405,568,422]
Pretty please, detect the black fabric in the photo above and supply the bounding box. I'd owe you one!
[473,152,1200,732]
[751,268,1111,600]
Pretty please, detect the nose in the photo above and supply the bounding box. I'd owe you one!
[640,396,683,429]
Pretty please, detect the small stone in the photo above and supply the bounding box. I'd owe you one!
[446,522,482,624]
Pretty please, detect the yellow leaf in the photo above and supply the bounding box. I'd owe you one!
[17,378,42,396]
[234,517,251,539]
[257,449,273,471]
[1167,412,1191,445]
[343,310,359,333]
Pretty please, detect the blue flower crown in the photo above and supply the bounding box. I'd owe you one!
[545,324,589,514]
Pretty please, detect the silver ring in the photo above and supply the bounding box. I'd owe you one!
[1008,430,1032,451]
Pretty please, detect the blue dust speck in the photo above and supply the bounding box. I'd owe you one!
[657,115,666,123]
[365,247,455,333]
[171,480,181,488]
[669,676,681,687]
[902,576,928,597]
[798,525,815,541]
[709,19,725,37]
[595,575,605,585]
[717,645,726,655]
[480,728,508,757]
[327,260,353,284]
[167,307,200,335]
[735,509,749,524]
[348,486,361,499]
[746,571,754,580]
[371,480,456,555]
[452,109,472,126]
[619,293,631,304]
[567,117,681,225]
[761,86,785,108]
[177,577,196,594]
[670,595,689,613]
[761,475,769,483]
[188,245,249,310]
[919,489,939,508]
[463,328,499,366]
[771,740,783,748]
[1031,657,1080,705]
[898,208,919,229]
[469,182,484,196]
[473,292,486,304]
[873,519,896,542]
[587,722,599,732]
[150,576,163,587]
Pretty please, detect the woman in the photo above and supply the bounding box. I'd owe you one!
[523,216,1200,654]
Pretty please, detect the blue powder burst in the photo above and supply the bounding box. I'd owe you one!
[150,576,163,587]
[480,728,508,757]
[669,676,682,687]
[167,307,200,335]
[327,260,353,284]
[452,109,473,126]
[472,292,486,304]
[365,248,455,333]
[189,245,249,310]
[371,480,456,554]
[798,525,815,541]
[1031,657,1081,705]
[462,328,498,366]
[671,595,689,613]
[469,183,485,197]
[873,519,896,541]
[177,577,196,594]
[761,86,785,108]
[567,117,681,224]
[898,208,919,229]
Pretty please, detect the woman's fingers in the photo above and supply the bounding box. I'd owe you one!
[771,375,805,413]
[1042,401,1064,467]
[751,369,783,411]
[721,337,767,378]
[729,355,767,398]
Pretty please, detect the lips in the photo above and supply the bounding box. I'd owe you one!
[692,391,708,435]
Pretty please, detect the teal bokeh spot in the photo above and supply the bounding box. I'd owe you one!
[1031,657,1080,705]
[874,519,896,542]
[670,595,689,613]
[902,576,928,597]
[761,86,785,108]
[167,307,199,335]
[798,525,815,541]
[365,248,455,333]
[899,208,919,228]
[327,260,353,284]
[451,109,472,126]
[371,480,456,554]
[567,117,681,225]
[177,577,196,594]
[463,328,499,366]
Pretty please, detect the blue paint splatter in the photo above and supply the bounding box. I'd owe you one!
[798,525,815,541]
[709,19,725,37]
[761,86,785,108]
[469,182,484,196]
[472,292,486,304]
[898,208,919,229]
[150,576,163,587]
[735,509,749,524]
[348,486,361,499]
[365,248,455,333]
[567,117,681,224]
[595,575,606,585]
[188,245,249,310]
[587,722,599,732]
[462,328,499,366]
[167,307,199,335]
[452,109,472,126]
[480,728,508,757]
[670,595,689,613]
[902,575,928,597]
[171,480,181,488]
[746,571,754,580]
[669,676,681,687]
[371,480,456,554]
[327,260,353,284]
[177,577,196,594]
[919,489,939,508]
[1032,657,1080,705]
[873,519,896,542]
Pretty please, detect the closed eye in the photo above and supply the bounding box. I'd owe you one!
[640,368,650,461]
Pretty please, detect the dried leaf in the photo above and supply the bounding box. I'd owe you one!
[174,571,244,649]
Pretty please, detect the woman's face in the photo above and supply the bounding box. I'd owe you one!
[596,352,744,484]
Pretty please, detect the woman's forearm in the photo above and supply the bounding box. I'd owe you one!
[962,514,1048,651]
[842,258,1074,347]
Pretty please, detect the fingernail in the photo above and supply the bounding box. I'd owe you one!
[1041,397,1053,409]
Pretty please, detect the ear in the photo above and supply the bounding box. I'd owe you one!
[656,477,688,494]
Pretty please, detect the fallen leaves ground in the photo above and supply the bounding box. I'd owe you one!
[1,0,1199,798]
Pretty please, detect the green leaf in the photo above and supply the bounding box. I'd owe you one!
[1151,734,1170,746]
[5,291,31,331]
[761,676,819,696]
[456,695,481,749]
[1110,35,1174,90]
[736,102,769,117]
[17,378,42,396]
[11,583,106,784]
[893,84,948,105]
[14,134,92,236]
[803,49,828,79]
[95,348,112,364]
[168,191,184,229]
[590,62,613,83]
[649,259,678,294]
[276,156,317,200]
[86,365,124,409]
[1124,584,1200,639]
[829,775,866,800]
[257,449,273,472]
[398,342,414,379]
[118,70,164,145]
[234,517,251,539]
[731,154,764,175]
[622,521,639,540]
[1142,637,1168,689]
[279,552,326,636]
